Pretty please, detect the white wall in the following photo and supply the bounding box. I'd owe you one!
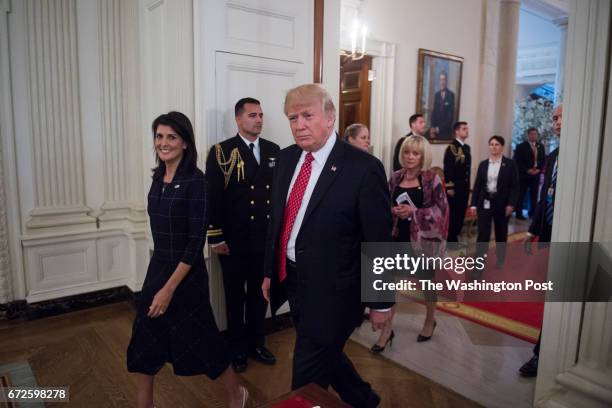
[518,8,560,47]
[359,0,484,169]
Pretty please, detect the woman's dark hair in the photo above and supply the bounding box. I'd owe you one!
[151,111,198,175]
[488,135,505,146]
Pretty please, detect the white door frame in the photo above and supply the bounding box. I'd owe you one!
[535,0,611,406]
[340,35,396,174]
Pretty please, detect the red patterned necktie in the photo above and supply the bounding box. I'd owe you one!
[277,152,314,282]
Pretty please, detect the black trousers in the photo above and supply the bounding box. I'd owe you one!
[447,187,469,242]
[476,202,510,264]
[285,261,378,408]
[219,252,267,356]
[517,176,539,216]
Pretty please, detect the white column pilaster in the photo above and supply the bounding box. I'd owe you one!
[97,0,146,224]
[495,0,521,155]
[0,0,13,303]
[553,16,568,103]
[23,0,94,230]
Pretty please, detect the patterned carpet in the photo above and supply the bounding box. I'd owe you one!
[0,361,43,408]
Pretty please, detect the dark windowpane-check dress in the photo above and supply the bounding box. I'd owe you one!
[127,163,230,377]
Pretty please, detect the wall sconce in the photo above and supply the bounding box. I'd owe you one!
[341,19,367,60]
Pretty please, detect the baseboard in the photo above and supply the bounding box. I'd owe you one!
[0,286,295,336]
[0,300,28,320]
[0,286,133,321]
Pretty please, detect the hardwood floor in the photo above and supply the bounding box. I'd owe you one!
[0,302,480,407]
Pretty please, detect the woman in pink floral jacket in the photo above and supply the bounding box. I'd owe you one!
[371,135,449,353]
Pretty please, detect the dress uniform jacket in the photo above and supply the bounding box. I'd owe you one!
[205,134,280,254]
[443,139,471,196]
[444,139,471,241]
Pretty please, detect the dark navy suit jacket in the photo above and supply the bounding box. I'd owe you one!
[264,138,393,345]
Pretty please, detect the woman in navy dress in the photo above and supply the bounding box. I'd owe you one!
[127,112,248,408]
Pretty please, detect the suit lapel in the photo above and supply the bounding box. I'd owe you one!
[496,157,508,192]
[255,139,271,181]
[546,150,559,188]
[278,146,302,210]
[301,138,344,225]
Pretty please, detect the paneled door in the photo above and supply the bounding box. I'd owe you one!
[197,0,315,324]
[198,0,314,148]
[215,52,309,148]
[339,55,372,135]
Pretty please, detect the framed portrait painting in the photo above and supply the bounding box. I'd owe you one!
[416,49,463,144]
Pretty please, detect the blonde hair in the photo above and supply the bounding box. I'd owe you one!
[343,123,367,141]
[398,135,432,170]
[284,83,336,117]
[430,166,445,183]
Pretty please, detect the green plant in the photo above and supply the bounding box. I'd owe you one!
[513,96,558,153]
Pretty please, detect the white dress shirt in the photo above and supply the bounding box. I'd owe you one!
[530,142,538,166]
[286,132,336,261]
[239,133,260,164]
[486,157,502,193]
[455,137,465,146]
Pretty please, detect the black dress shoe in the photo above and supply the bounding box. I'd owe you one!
[365,389,381,408]
[249,346,276,365]
[417,321,437,342]
[370,330,394,354]
[232,353,248,373]
[519,354,538,377]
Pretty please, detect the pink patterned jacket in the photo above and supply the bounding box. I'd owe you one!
[389,168,449,257]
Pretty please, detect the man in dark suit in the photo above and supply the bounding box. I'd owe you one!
[206,97,279,373]
[444,121,471,242]
[392,113,427,171]
[430,71,455,140]
[513,127,545,219]
[520,104,563,377]
[262,84,393,408]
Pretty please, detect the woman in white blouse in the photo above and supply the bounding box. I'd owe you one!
[469,135,519,271]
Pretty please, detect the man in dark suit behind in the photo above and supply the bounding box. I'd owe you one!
[520,104,563,378]
[430,71,455,140]
[444,121,471,242]
[262,84,393,408]
[513,127,545,219]
[206,97,279,373]
[392,113,427,171]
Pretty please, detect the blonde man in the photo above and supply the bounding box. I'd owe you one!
[262,84,392,408]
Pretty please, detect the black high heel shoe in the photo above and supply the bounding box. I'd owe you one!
[370,330,395,354]
[417,321,437,342]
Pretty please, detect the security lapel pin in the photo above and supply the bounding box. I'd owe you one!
[331,165,337,172]
[174,184,180,188]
